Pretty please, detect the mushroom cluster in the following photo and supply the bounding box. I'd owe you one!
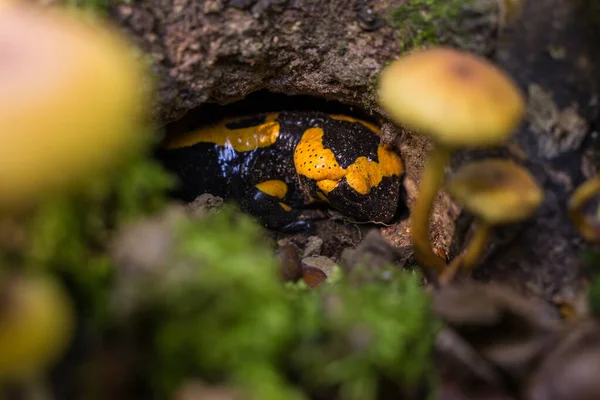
[378,47,542,284]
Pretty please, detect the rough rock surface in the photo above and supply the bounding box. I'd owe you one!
[112,0,599,301]
[113,0,498,122]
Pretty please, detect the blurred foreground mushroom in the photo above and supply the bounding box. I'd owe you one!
[0,274,74,383]
[0,2,149,211]
[378,47,525,278]
[439,159,543,284]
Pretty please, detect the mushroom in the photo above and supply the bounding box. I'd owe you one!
[439,159,543,284]
[0,2,149,211]
[568,173,600,242]
[0,274,74,382]
[378,47,525,276]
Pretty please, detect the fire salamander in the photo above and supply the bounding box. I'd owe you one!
[158,111,405,231]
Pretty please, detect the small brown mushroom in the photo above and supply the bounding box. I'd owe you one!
[439,159,543,283]
[378,47,525,278]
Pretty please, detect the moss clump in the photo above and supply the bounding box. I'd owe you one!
[390,0,473,51]
[149,208,300,398]
[290,267,438,400]
[136,209,439,399]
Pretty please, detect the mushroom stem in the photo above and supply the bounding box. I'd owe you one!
[568,173,600,242]
[438,219,491,285]
[461,220,492,270]
[411,145,451,275]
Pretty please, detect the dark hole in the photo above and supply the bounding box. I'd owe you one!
[161,90,378,137]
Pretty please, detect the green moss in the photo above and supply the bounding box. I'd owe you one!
[290,266,438,400]
[144,212,439,399]
[148,207,301,398]
[389,0,473,51]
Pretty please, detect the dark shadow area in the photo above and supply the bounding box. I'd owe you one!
[162,90,378,137]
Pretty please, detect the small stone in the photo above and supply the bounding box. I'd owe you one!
[185,193,224,218]
[303,235,323,257]
[302,256,338,277]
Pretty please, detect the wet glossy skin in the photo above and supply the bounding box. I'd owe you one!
[158,111,405,231]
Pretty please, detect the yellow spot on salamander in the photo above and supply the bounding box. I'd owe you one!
[294,127,346,182]
[255,179,288,199]
[279,202,292,211]
[329,114,382,135]
[294,127,403,195]
[164,113,280,151]
[345,146,404,195]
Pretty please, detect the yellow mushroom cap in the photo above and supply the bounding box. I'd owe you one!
[378,47,525,148]
[0,3,149,210]
[0,274,74,381]
[446,159,543,224]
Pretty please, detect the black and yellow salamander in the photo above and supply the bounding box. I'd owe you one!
[158,111,405,231]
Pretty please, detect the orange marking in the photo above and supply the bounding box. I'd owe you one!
[256,179,288,199]
[164,113,280,151]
